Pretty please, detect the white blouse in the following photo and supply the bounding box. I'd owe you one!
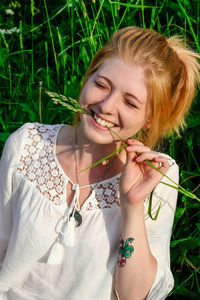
[0,123,178,300]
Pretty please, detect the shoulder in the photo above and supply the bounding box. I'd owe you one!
[152,152,179,213]
[144,153,179,234]
[145,152,179,216]
[2,123,65,161]
[1,123,30,162]
[6,122,64,143]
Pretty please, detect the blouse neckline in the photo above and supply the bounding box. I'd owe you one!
[54,124,121,210]
[54,124,122,188]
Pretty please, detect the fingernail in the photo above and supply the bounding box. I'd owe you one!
[126,146,132,150]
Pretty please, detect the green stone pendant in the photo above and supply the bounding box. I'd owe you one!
[70,210,82,227]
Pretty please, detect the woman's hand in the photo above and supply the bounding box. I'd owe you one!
[120,139,171,206]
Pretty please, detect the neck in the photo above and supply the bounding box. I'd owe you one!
[75,127,123,166]
[72,127,125,179]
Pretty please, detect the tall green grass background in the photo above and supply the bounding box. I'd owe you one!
[0,0,200,298]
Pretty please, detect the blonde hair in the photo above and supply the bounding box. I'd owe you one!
[81,26,200,148]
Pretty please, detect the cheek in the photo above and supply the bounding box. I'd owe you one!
[121,111,147,131]
[125,109,146,123]
[79,86,96,106]
[79,89,86,105]
[80,88,104,108]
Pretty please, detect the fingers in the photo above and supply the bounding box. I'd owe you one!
[153,156,171,172]
[125,140,151,155]
[124,139,171,172]
[125,140,152,164]
[126,139,144,146]
[123,139,142,166]
[124,140,155,170]
[136,152,171,171]
[135,151,160,163]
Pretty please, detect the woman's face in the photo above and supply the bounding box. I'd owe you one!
[79,56,149,145]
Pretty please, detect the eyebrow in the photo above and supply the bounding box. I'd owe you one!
[97,74,144,105]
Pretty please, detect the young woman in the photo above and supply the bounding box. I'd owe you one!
[0,27,199,300]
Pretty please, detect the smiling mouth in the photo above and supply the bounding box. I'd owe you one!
[91,112,117,128]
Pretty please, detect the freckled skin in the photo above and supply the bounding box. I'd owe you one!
[78,56,149,147]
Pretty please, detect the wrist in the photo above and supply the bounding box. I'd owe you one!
[121,198,145,215]
[121,201,145,228]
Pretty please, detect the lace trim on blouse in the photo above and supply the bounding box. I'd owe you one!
[17,123,120,210]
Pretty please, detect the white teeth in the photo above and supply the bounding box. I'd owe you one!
[93,114,115,128]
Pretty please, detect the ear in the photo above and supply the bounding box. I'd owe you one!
[143,119,151,130]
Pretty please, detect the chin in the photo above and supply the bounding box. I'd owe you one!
[85,131,115,145]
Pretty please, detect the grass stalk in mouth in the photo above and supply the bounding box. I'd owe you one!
[45,90,91,115]
[46,90,200,217]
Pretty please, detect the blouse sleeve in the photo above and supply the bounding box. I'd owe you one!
[0,125,27,270]
[145,158,179,300]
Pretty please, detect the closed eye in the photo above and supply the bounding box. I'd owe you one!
[125,100,137,109]
[94,81,108,89]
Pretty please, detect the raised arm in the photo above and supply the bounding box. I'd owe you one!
[114,139,178,300]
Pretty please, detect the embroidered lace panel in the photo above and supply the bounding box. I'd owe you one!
[17,123,120,209]
[17,123,65,205]
[91,180,120,210]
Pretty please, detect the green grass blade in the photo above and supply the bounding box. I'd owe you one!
[79,144,126,173]
[31,0,34,83]
[43,0,59,83]
[45,41,50,89]
[177,0,200,51]
[160,181,200,201]
[91,0,105,37]
[148,189,162,220]
[141,0,146,28]
[31,4,68,32]
[39,81,42,123]
[8,50,33,56]
[109,1,154,9]
[19,20,25,71]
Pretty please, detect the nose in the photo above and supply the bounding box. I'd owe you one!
[98,90,120,114]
